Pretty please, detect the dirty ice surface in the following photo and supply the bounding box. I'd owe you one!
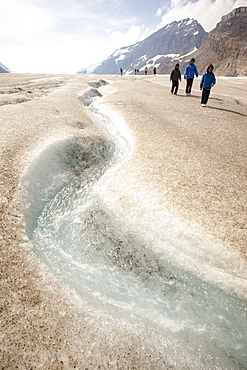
[21,79,247,369]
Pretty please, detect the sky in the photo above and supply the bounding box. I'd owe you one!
[1,0,247,74]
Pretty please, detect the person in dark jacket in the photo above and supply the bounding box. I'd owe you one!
[170,63,181,95]
[184,58,198,95]
[200,64,216,106]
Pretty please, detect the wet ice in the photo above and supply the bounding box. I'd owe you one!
[20,80,247,369]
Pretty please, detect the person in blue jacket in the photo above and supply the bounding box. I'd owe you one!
[200,64,216,106]
[184,58,198,95]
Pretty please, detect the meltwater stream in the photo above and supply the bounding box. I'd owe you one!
[22,80,247,368]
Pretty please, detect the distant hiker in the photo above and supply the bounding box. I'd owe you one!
[134,69,137,75]
[184,58,198,95]
[153,67,157,76]
[144,67,148,75]
[120,68,123,76]
[170,63,181,95]
[200,64,216,107]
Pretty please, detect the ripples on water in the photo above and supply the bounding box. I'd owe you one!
[21,80,247,369]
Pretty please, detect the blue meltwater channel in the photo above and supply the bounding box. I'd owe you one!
[22,80,247,369]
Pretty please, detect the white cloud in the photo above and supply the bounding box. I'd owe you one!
[156,0,247,32]
[156,7,163,17]
[0,0,146,73]
[1,0,246,73]
[107,25,151,50]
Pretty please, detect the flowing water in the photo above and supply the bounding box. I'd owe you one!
[21,80,247,369]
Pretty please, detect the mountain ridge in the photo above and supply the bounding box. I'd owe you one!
[79,6,247,76]
[190,6,247,76]
[0,62,10,73]
[79,18,207,75]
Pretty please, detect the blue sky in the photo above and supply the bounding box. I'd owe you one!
[1,0,246,73]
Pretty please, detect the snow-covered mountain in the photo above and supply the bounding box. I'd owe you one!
[0,61,10,73]
[77,61,103,75]
[78,19,208,75]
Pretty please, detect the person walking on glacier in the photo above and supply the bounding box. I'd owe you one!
[200,64,216,106]
[184,58,198,95]
[170,63,181,95]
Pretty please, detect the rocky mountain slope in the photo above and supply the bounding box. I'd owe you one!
[78,19,208,75]
[0,62,10,73]
[191,6,247,76]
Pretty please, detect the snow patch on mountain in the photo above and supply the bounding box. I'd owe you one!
[177,47,198,59]
[138,55,147,61]
[186,19,194,26]
[113,47,131,57]
[115,54,126,64]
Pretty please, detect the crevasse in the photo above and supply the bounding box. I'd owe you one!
[21,80,247,369]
